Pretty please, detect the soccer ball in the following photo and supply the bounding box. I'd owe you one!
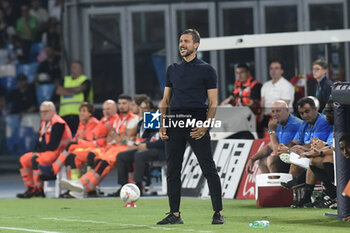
[120,183,140,203]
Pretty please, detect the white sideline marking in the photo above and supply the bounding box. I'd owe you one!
[42,217,212,233]
[0,227,62,233]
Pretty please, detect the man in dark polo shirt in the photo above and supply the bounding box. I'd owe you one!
[157,29,225,225]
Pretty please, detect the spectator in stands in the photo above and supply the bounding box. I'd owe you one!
[259,60,294,136]
[30,0,48,41]
[45,19,61,57]
[114,99,165,196]
[56,61,92,136]
[7,35,25,64]
[0,40,9,65]
[0,8,10,48]
[16,4,39,60]
[309,59,333,113]
[29,0,48,25]
[48,0,64,22]
[288,100,335,208]
[277,97,332,178]
[35,45,61,85]
[0,85,6,114]
[1,0,19,28]
[245,100,302,174]
[5,74,37,114]
[17,101,72,198]
[220,63,262,116]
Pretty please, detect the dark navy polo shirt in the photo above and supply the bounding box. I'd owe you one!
[165,57,217,116]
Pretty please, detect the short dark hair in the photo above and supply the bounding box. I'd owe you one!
[340,134,350,145]
[72,60,83,68]
[142,99,155,111]
[79,102,94,115]
[181,29,200,44]
[118,94,132,101]
[297,97,316,108]
[134,94,150,106]
[236,63,250,72]
[269,60,284,70]
[312,59,328,70]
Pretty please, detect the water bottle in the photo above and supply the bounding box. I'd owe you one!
[249,220,270,228]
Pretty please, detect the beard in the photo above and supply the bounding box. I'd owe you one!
[179,47,195,58]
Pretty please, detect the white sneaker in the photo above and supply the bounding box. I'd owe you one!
[279,153,291,164]
[69,190,85,199]
[61,179,85,192]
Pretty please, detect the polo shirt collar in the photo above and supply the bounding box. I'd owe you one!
[273,76,284,85]
[281,114,292,128]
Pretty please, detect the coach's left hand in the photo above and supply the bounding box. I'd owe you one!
[190,127,207,140]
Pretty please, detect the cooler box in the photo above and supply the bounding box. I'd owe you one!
[255,173,293,207]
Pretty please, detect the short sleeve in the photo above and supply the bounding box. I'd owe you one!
[165,65,173,88]
[313,118,332,142]
[326,131,333,146]
[280,81,295,101]
[205,66,217,89]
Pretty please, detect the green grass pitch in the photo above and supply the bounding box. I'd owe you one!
[0,198,348,233]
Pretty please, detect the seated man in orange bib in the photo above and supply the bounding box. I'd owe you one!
[39,102,99,181]
[17,101,72,198]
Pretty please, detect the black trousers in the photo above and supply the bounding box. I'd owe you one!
[117,148,159,185]
[165,129,223,212]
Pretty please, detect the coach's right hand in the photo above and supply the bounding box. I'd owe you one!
[159,127,169,140]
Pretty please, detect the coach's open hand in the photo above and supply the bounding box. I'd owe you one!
[190,127,207,140]
[159,127,169,140]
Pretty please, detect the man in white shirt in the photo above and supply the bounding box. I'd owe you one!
[259,61,295,136]
[261,61,295,113]
[30,0,48,25]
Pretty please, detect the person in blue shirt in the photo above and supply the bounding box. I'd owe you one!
[278,97,332,169]
[245,100,302,174]
[158,29,224,225]
[286,100,336,208]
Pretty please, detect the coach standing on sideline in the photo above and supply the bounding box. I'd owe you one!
[157,29,225,225]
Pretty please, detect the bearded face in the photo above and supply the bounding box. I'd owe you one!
[178,34,198,58]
